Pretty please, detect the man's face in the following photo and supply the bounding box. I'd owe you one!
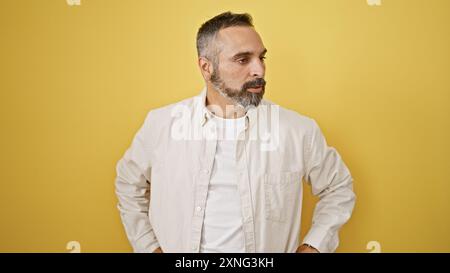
[209,26,267,110]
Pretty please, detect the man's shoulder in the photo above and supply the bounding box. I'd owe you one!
[144,93,201,122]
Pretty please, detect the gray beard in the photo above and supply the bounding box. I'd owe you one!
[210,72,264,111]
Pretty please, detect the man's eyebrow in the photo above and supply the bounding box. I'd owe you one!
[232,48,268,59]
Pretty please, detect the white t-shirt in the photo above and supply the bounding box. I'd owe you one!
[199,114,246,253]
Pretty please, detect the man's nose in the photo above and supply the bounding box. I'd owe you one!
[250,58,265,78]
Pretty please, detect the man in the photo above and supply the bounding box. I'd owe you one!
[115,11,356,253]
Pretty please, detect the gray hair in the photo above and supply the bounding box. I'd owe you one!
[196,11,254,62]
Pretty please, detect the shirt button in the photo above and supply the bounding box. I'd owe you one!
[196,206,202,212]
[202,169,209,174]
[192,245,197,251]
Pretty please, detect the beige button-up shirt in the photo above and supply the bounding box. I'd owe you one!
[115,88,356,253]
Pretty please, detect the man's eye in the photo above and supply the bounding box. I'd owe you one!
[238,58,248,64]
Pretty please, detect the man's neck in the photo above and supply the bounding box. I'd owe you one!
[205,84,246,119]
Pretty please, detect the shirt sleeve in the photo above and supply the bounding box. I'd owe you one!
[301,119,356,253]
[115,111,161,253]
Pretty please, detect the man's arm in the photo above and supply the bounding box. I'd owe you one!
[301,119,356,253]
[115,111,161,253]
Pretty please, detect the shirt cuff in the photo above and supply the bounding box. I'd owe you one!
[302,225,338,253]
[133,232,161,253]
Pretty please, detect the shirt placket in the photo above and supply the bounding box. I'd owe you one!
[235,116,256,252]
[190,130,217,252]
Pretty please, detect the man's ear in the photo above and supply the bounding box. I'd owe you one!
[198,57,214,81]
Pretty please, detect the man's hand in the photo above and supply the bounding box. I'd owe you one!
[153,247,163,253]
[296,244,320,253]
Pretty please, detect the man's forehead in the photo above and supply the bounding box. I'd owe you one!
[216,26,265,55]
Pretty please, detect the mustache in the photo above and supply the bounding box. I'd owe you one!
[243,78,266,90]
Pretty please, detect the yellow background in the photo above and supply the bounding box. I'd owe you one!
[0,0,449,252]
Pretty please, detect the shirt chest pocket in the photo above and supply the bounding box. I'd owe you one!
[263,171,302,222]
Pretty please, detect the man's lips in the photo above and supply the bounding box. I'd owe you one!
[247,86,264,93]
